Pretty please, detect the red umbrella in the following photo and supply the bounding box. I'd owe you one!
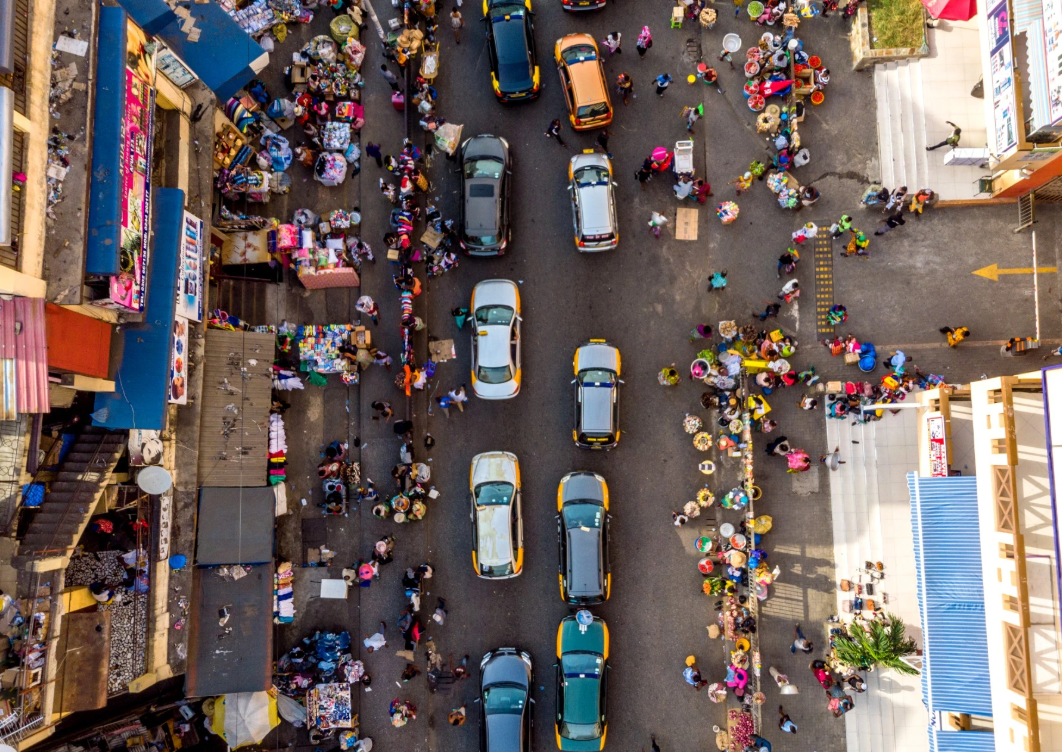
[921,0,976,21]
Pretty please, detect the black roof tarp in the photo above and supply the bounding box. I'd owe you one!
[196,486,275,565]
[185,563,273,697]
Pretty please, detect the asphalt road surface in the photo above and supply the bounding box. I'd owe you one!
[235,0,1062,750]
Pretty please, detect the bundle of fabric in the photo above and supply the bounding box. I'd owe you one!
[274,561,295,623]
[269,413,288,485]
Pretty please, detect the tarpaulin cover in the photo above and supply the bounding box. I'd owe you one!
[185,563,273,697]
[93,188,183,429]
[113,0,268,101]
[196,486,276,565]
[921,0,976,20]
[212,692,280,748]
[86,6,127,276]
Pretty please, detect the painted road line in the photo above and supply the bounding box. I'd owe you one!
[972,263,1058,281]
[813,233,834,338]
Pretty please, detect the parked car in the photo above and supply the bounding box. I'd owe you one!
[470,451,524,578]
[560,0,605,11]
[461,135,512,255]
[471,279,522,399]
[554,34,612,131]
[555,614,610,750]
[480,648,534,752]
[484,0,540,101]
[572,341,621,449]
[568,154,618,251]
[557,472,611,605]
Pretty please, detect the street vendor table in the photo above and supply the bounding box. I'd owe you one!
[307,683,353,730]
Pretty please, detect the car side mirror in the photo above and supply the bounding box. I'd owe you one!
[611,181,618,187]
[571,379,577,384]
[618,379,625,384]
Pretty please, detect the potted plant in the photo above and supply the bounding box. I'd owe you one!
[832,614,919,675]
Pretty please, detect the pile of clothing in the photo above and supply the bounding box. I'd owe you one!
[274,561,295,623]
[269,413,288,485]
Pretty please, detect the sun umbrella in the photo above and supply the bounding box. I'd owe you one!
[921,0,976,20]
[212,693,280,749]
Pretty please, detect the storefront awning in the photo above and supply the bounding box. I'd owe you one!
[113,0,268,102]
[93,188,183,430]
[186,563,273,697]
[196,486,275,566]
[908,474,994,717]
[85,5,127,277]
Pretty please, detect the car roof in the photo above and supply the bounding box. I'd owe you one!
[478,325,512,367]
[557,36,606,106]
[559,616,606,655]
[477,506,513,567]
[561,472,605,503]
[465,179,502,234]
[580,384,613,433]
[576,184,613,236]
[490,11,532,86]
[566,527,604,597]
[482,651,531,688]
[486,714,524,752]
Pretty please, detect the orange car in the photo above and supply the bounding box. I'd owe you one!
[554,34,612,131]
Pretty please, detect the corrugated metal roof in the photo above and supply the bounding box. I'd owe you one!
[930,729,997,752]
[0,297,50,417]
[908,474,994,720]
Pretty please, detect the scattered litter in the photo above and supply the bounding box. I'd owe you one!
[54,35,89,56]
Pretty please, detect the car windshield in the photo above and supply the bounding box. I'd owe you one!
[576,102,610,120]
[575,166,609,187]
[478,364,514,384]
[464,157,504,179]
[561,44,597,64]
[475,481,515,507]
[579,369,615,385]
[476,305,514,326]
[484,684,527,715]
[562,652,603,678]
[563,502,603,529]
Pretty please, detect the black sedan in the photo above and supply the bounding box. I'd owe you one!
[480,648,534,752]
[484,0,540,102]
[460,134,512,256]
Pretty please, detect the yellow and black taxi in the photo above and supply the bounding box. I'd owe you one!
[554,35,612,130]
[557,472,611,605]
[555,612,610,750]
[484,0,540,102]
[470,451,524,579]
[568,153,618,251]
[572,341,621,449]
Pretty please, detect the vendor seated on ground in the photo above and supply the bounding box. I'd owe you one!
[89,581,116,605]
[320,491,345,515]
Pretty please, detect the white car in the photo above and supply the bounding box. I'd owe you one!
[568,153,618,251]
[470,451,524,579]
[471,279,522,399]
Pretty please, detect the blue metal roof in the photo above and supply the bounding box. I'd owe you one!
[85,5,126,276]
[908,474,994,718]
[93,188,183,430]
[930,729,996,752]
[113,0,267,101]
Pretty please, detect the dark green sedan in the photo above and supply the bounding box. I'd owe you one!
[554,613,610,750]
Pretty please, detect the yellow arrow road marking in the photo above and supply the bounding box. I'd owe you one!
[973,263,1058,281]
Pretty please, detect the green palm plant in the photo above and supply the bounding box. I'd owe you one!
[833,614,920,676]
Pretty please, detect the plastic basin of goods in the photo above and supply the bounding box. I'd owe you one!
[747,1,764,16]
[720,522,736,538]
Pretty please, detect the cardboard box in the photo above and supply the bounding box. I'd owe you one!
[825,380,843,393]
[844,352,859,366]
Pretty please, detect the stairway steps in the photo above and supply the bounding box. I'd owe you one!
[873,66,895,188]
[897,62,917,192]
[884,64,906,190]
[908,61,930,189]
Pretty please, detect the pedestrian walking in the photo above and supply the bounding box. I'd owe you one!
[654,73,673,96]
[690,324,712,342]
[790,624,813,653]
[617,72,634,104]
[874,211,906,235]
[356,295,380,324]
[778,707,798,734]
[379,64,400,91]
[658,364,681,386]
[926,121,961,151]
[374,350,393,370]
[940,325,970,347]
[371,400,394,421]
[729,171,753,195]
[829,214,852,238]
[448,705,467,726]
[545,118,566,146]
[635,159,653,188]
[753,303,781,321]
[682,103,703,131]
[451,654,471,680]
[596,129,612,158]
[883,185,908,213]
[365,141,383,168]
[436,393,453,417]
[844,229,870,258]
[778,279,800,303]
[602,31,622,54]
[717,48,734,69]
[450,9,464,42]
[799,394,818,410]
[776,249,798,277]
[401,664,421,683]
[449,385,469,411]
[649,733,661,752]
[683,662,708,690]
[846,673,868,692]
[792,222,817,244]
[636,26,652,57]
[708,270,728,291]
[451,306,469,329]
[363,621,387,652]
[820,446,846,470]
[648,211,668,238]
[432,597,448,625]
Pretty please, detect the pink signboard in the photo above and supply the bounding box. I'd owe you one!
[106,69,155,311]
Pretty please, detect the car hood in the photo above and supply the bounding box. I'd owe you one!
[478,325,512,367]
[576,184,613,235]
[575,344,618,373]
[483,653,531,687]
[472,452,519,486]
[561,473,605,504]
[474,279,518,309]
[477,506,513,566]
[559,617,606,654]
